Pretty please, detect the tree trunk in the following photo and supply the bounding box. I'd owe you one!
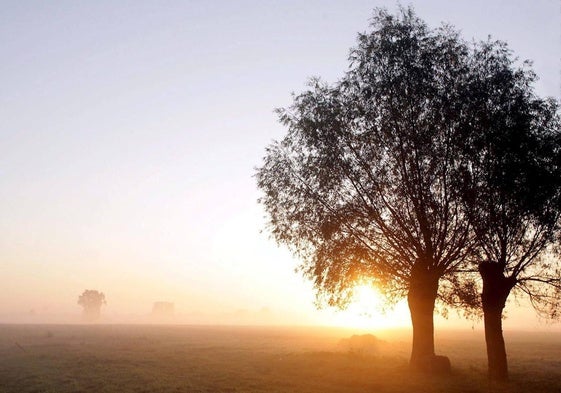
[479,262,515,381]
[408,257,440,371]
[483,305,508,381]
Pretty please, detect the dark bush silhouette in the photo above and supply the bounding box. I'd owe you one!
[338,334,385,356]
[418,355,451,375]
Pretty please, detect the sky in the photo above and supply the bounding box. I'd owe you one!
[1,0,560,329]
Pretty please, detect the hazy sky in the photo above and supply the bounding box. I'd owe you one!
[1,1,560,328]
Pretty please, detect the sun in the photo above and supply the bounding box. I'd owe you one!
[329,284,410,330]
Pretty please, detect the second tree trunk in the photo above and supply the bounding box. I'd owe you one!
[479,261,515,381]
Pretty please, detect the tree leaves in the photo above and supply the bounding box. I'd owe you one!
[256,6,561,315]
[256,7,476,308]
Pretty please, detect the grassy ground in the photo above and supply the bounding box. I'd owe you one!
[0,324,559,393]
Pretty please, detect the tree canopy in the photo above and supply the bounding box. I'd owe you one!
[257,7,477,310]
[458,38,561,380]
[461,39,561,314]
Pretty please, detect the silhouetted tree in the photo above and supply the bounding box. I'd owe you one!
[459,40,561,381]
[77,290,106,321]
[256,7,480,371]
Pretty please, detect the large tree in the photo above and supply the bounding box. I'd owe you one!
[256,7,479,371]
[459,39,561,381]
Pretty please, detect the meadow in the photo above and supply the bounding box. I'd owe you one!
[0,324,559,393]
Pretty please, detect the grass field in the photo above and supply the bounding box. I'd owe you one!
[0,324,559,393]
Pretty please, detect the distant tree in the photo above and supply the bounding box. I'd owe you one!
[77,290,106,321]
[459,40,561,381]
[256,7,480,371]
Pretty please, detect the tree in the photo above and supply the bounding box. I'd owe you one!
[256,7,479,371]
[77,290,107,321]
[459,40,561,381]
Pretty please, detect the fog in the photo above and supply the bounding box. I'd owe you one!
[1,1,560,334]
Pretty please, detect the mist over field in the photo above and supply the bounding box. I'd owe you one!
[1,0,561,392]
[2,325,561,393]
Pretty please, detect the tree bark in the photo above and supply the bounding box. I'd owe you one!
[479,262,515,381]
[408,257,440,371]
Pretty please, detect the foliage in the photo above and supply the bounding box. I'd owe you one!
[459,38,561,318]
[256,7,479,310]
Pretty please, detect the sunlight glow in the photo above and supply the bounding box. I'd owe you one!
[330,285,410,329]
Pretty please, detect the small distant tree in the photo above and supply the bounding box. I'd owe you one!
[77,290,106,321]
[459,39,561,381]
